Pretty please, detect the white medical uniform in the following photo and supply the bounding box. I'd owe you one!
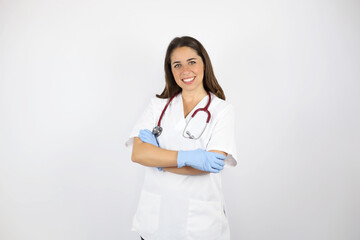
[125,92,237,240]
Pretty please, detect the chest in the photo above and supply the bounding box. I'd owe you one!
[155,100,215,151]
[183,101,199,118]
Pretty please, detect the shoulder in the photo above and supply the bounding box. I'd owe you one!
[207,94,236,130]
[210,93,235,114]
[149,96,168,106]
[146,96,169,114]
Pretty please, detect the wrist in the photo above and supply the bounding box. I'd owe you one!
[177,150,187,168]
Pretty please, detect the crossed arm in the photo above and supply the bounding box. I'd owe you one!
[131,137,227,175]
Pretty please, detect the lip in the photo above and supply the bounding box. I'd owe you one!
[182,76,196,85]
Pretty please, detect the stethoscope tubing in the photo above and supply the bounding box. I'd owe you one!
[156,93,178,128]
[154,91,212,138]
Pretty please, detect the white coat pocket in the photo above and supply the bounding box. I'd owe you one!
[132,190,161,236]
[186,199,227,240]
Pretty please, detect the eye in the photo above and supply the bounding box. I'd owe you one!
[174,64,181,68]
[189,61,196,65]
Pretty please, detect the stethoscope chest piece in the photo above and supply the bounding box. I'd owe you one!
[152,126,163,137]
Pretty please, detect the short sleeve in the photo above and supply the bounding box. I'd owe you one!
[206,104,238,167]
[125,98,156,148]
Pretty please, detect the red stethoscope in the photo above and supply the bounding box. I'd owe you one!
[152,91,212,140]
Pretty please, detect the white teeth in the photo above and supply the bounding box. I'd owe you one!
[183,77,195,82]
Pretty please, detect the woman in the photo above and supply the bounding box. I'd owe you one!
[125,36,237,240]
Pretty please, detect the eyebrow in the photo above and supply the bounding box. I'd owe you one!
[172,58,197,65]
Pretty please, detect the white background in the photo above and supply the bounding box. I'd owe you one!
[1,0,359,239]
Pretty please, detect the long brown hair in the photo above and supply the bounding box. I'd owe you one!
[156,36,226,100]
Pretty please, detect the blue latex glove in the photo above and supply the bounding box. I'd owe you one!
[177,149,226,173]
[139,129,159,147]
[138,129,162,172]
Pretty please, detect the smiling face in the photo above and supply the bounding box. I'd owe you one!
[170,46,205,94]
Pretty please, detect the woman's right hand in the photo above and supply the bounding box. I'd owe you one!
[177,149,225,173]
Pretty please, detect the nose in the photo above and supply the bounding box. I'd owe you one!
[181,64,191,73]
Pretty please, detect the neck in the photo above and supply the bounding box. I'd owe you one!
[181,89,207,103]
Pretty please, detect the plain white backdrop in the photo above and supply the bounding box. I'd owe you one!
[1,0,359,239]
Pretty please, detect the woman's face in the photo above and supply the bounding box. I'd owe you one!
[170,46,205,93]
